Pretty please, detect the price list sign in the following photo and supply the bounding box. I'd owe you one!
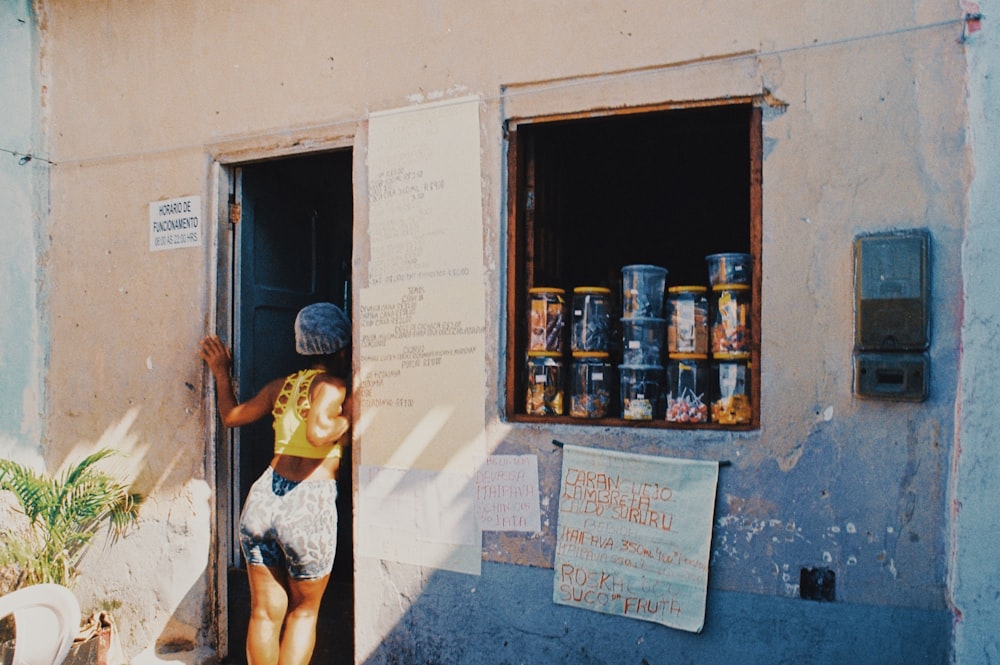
[357,96,486,575]
[366,96,484,286]
[359,95,486,475]
[553,445,719,632]
[356,281,486,473]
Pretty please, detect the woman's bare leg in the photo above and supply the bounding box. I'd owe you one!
[246,564,289,665]
[278,574,331,665]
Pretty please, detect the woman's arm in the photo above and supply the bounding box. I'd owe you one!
[306,376,350,447]
[199,335,282,428]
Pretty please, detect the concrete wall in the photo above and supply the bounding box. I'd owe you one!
[25,1,991,663]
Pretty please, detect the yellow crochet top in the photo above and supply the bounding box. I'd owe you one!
[272,369,344,460]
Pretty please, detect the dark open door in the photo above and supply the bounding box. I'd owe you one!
[226,150,354,665]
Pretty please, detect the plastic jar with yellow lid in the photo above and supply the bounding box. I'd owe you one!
[570,352,613,418]
[571,286,612,352]
[710,352,751,425]
[667,286,709,354]
[528,287,566,353]
[710,284,751,354]
[666,353,709,423]
[525,351,564,415]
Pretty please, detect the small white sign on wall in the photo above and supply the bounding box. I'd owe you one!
[149,195,201,251]
[476,455,542,532]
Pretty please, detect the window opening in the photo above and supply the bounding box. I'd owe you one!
[505,101,761,429]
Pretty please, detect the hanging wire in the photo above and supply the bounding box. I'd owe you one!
[500,15,972,101]
[0,147,55,166]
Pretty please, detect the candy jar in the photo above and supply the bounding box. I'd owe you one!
[570,352,613,418]
[528,287,566,353]
[666,353,709,423]
[667,286,709,354]
[571,286,612,352]
[525,351,564,415]
[710,352,751,425]
[710,284,751,354]
[619,364,664,420]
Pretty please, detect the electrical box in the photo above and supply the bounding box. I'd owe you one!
[855,230,929,350]
[854,352,928,402]
[853,230,930,401]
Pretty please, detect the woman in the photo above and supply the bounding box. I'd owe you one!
[200,302,351,665]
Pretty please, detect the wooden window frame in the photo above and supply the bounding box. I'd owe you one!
[503,100,762,430]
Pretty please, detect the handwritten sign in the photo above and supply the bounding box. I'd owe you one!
[357,96,485,575]
[359,95,486,476]
[553,444,718,632]
[476,456,541,532]
[355,281,485,473]
[367,96,485,286]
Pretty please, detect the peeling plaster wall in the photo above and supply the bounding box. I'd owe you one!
[31,1,989,663]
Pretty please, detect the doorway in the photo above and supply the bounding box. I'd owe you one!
[222,150,354,665]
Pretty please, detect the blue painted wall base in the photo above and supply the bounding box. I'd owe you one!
[363,561,949,665]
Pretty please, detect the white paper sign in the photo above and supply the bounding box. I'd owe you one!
[358,96,486,575]
[149,196,201,251]
[367,96,484,285]
[476,455,541,532]
[357,464,480,574]
[553,445,719,632]
[355,281,485,474]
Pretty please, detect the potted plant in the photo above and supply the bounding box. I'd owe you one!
[0,448,141,663]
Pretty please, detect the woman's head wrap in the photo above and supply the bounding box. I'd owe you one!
[294,302,351,355]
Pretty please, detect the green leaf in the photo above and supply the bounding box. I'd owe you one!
[0,449,142,588]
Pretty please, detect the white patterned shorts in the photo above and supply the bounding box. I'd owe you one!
[239,466,339,580]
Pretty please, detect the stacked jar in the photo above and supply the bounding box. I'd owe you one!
[706,253,752,425]
[619,265,668,420]
[526,287,566,415]
[665,285,710,423]
[569,287,613,418]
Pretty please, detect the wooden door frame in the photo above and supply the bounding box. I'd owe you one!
[207,130,355,661]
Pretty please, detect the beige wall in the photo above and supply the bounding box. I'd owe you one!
[37,1,970,661]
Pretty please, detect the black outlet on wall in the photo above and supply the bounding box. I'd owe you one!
[800,567,836,602]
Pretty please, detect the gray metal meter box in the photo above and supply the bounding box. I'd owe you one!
[853,230,930,401]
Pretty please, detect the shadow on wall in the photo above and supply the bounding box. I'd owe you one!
[2,403,953,664]
[352,435,951,665]
[359,561,951,665]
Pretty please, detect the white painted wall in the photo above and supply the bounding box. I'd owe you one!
[0,0,45,468]
[952,1,1000,662]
